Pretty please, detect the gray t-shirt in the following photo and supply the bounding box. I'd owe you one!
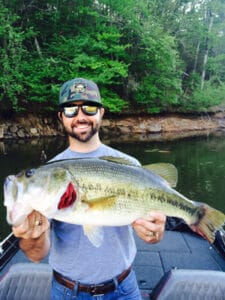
[49,144,140,284]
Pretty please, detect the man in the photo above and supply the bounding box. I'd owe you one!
[13,78,166,300]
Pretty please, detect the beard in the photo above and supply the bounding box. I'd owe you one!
[65,120,100,143]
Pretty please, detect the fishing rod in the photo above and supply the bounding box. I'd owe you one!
[0,232,14,254]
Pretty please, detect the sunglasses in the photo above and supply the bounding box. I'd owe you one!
[61,104,101,118]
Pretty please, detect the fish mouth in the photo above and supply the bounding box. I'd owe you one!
[4,175,17,224]
[4,175,16,196]
[4,175,15,186]
[4,175,32,226]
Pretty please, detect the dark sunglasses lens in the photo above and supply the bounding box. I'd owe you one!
[82,105,98,115]
[63,106,78,117]
[63,105,99,117]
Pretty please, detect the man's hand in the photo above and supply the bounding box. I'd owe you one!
[12,210,49,240]
[12,210,50,262]
[132,212,166,243]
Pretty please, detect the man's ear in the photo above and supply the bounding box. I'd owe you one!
[58,112,63,122]
[100,107,105,118]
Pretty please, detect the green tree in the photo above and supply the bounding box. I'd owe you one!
[98,0,183,112]
[1,0,225,114]
[0,3,33,111]
[1,0,130,112]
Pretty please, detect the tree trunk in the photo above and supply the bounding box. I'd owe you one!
[193,41,200,73]
[34,37,42,57]
[201,11,214,90]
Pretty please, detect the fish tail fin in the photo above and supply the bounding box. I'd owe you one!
[191,204,225,243]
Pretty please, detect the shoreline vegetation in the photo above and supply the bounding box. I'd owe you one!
[1,1,225,118]
[1,112,225,142]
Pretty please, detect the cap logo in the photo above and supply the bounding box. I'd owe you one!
[72,83,86,93]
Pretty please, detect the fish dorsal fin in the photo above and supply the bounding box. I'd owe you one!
[99,156,137,167]
[144,163,178,187]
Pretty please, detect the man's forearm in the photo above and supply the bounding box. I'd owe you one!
[19,229,50,263]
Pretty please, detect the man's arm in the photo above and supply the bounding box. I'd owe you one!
[12,210,50,262]
[132,212,166,243]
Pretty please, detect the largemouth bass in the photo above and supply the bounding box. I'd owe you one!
[4,157,225,247]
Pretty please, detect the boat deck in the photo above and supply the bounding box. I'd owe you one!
[134,230,225,296]
[1,229,225,299]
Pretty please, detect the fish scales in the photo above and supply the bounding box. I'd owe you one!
[4,157,225,246]
[65,159,199,223]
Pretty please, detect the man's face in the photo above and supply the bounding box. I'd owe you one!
[60,101,104,143]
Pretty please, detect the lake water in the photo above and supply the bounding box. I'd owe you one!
[1,133,225,241]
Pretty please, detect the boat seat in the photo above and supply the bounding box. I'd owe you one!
[0,263,52,300]
[150,269,225,300]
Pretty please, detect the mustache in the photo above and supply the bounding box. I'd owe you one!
[72,120,92,127]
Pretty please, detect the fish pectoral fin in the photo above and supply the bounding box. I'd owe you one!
[83,225,104,247]
[83,196,117,209]
[144,163,178,188]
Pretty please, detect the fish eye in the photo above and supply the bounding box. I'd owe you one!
[25,169,35,178]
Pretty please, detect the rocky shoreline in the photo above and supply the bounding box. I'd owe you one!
[1,112,225,141]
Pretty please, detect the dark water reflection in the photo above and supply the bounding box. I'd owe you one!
[1,133,225,240]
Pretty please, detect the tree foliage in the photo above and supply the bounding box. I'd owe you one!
[0,0,225,114]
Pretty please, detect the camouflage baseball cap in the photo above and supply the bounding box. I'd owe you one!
[59,78,101,106]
